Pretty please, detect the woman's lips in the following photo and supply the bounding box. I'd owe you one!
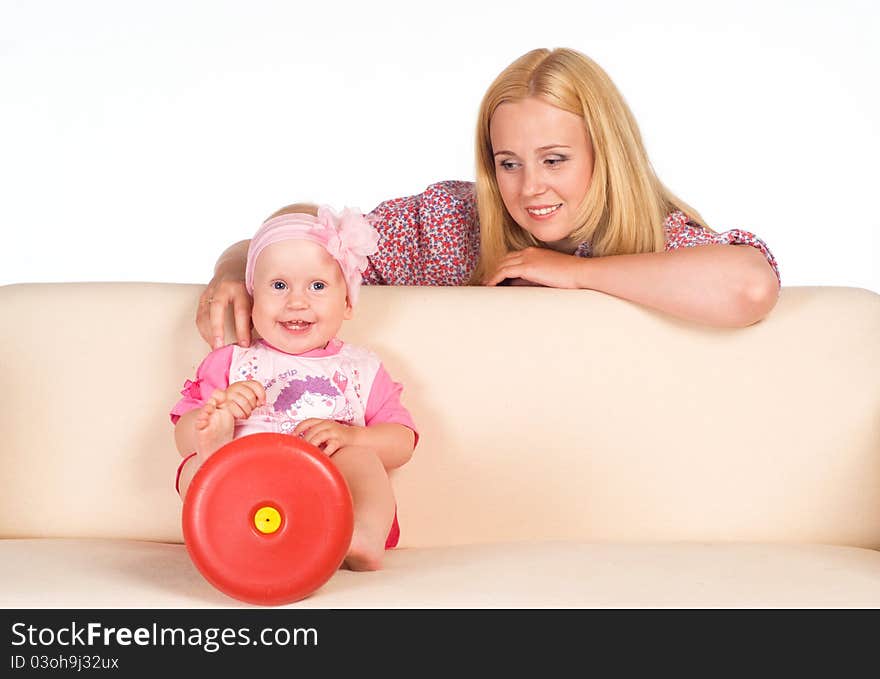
[525,203,562,219]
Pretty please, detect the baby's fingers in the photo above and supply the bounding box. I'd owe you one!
[305,430,342,456]
[300,425,331,447]
[218,401,248,419]
[228,384,261,409]
[292,418,323,437]
[224,390,258,417]
[241,381,267,405]
[208,389,227,407]
[321,439,342,456]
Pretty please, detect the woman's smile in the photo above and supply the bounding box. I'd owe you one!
[525,203,563,219]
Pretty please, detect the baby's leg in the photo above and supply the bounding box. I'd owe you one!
[194,399,235,461]
[331,446,396,572]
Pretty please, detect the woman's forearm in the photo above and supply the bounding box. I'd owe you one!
[577,244,779,327]
[214,240,251,279]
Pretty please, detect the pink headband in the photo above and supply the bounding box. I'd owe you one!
[245,206,380,305]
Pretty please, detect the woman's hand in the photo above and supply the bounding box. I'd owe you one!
[196,277,253,350]
[483,247,585,289]
[293,419,364,457]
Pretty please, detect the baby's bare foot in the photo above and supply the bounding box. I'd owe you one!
[194,401,234,460]
[343,524,386,572]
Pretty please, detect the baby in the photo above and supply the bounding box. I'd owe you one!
[171,203,417,571]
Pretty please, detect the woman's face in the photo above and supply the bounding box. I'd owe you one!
[489,96,594,251]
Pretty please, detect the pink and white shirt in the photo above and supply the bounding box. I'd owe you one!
[170,338,417,441]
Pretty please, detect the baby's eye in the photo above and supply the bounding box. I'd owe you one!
[309,281,326,292]
[272,280,287,291]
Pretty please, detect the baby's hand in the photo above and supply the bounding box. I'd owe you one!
[208,380,266,420]
[293,419,363,456]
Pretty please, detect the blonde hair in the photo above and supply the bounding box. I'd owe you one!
[471,47,708,283]
[266,202,319,220]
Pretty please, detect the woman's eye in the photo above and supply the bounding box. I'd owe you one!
[272,280,287,290]
[309,281,326,291]
[498,160,518,171]
[545,156,567,166]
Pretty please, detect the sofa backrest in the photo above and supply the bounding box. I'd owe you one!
[1,283,879,548]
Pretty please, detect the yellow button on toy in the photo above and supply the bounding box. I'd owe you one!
[253,506,282,534]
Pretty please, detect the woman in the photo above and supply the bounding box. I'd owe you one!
[198,47,780,348]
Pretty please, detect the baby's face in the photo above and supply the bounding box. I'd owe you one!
[251,239,352,355]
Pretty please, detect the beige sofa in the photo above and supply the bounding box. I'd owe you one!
[2,282,879,608]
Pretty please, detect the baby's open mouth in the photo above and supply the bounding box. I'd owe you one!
[281,320,313,332]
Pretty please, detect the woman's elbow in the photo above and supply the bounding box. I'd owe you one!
[730,261,780,327]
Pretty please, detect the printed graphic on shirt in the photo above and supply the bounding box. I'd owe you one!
[273,374,355,434]
[227,342,377,439]
[236,354,259,381]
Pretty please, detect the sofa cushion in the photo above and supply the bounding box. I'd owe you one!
[2,538,878,608]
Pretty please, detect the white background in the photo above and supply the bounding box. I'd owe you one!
[2,0,878,292]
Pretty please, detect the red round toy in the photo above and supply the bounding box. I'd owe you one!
[182,432,354,606]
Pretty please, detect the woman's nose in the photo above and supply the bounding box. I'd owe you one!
[522,163,547,196]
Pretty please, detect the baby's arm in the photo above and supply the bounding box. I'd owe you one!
[358,423,416,469]
[292,420,415,470]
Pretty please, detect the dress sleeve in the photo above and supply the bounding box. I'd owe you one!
[169,345,235,424]
[362,180,480,286]
[664,211,780,285]
[364,364,419,447]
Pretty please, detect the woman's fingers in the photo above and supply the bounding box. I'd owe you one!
[195,280,252,350]
[484,263,522,286]
[208,297,227,349]
[483,253,524,286]
[195,288,215,346]
[232,293,254,348]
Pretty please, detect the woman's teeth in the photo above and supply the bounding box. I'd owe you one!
[527,204,561,216]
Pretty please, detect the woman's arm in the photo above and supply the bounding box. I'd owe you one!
[484,244,780,327]
[196,239,253,349]
[582,244,779,327]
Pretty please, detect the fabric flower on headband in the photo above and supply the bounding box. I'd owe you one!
[318,206,380,285]
[245,205,380,306]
